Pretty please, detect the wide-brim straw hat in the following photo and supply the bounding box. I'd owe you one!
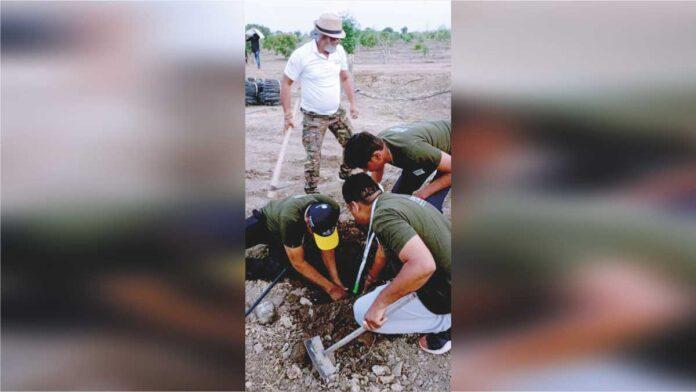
[314,13,345,39]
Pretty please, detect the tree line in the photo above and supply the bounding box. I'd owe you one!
[245,18,450,62]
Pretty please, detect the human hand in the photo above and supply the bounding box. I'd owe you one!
[362,274,377,294]
[350,106,359,119]
[363,301,387,331]
[332,277,347,291]
[283,113,296,133]
[327,284,347,301]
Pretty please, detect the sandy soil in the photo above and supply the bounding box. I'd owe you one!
[245,41,451,391]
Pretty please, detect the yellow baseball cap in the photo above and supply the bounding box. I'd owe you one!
[307,203,340,250]
[313,228,339,251]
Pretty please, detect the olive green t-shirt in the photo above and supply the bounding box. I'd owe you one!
[260,194,339,248]
[378,120,451,177]
[372,192,451,314]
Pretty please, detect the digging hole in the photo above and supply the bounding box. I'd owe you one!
[247,220,405,376]
[246,220,392,301]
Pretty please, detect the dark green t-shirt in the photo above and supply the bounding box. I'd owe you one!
[372,192,451,314]
[379,120,451,177]
[260,194,339,248]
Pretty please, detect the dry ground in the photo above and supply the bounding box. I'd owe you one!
[245,41,451,392]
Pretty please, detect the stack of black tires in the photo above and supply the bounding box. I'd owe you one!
[245,78,280,106]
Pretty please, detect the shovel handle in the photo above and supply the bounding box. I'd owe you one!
[324,293,416,354]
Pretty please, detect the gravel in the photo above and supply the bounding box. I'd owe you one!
[245,280,450,391]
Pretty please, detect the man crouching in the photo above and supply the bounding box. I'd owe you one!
[342,173,451,354]
[246,194,347,301]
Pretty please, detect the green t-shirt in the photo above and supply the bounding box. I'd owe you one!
[379,120,451,177]
[260,194,339,248]
[372,192,451,314]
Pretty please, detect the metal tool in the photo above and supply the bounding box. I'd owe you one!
[304,293,416,379]
[245,266,289,317]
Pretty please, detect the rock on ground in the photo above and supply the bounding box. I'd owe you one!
[245,279,450,391]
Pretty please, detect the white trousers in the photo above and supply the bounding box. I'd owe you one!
[353,283,451,334]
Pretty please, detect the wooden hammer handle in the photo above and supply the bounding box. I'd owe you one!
[324,293,417,354]
[267,94,301,198]
[267,125,292,191]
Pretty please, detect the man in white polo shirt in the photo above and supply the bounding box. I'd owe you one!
[281,13,359,194]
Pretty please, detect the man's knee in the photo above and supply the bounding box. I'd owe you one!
[353,294,371,324]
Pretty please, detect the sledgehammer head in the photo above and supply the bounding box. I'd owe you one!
[304,336,337,380]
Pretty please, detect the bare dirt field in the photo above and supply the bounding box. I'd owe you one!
[245,41,451,391]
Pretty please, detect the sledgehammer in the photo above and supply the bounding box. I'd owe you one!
[304,293,416,379]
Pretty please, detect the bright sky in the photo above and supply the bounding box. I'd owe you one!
[244,1,451,33]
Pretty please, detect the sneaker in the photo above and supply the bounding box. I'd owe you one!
[418,328,451,355]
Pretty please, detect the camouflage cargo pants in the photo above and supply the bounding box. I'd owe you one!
[301,107,354,194]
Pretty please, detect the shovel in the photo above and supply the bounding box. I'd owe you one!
[304,292,416,379]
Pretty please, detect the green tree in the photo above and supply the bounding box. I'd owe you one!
[377,30,395,63]
[341,15,357,54]
[435,26,451,41]
[341,14,358,73]
[413,41,429,57]
[270,33,297,58]
[401,26,408,35]
[359,29,377,48]
[262,34,275,51]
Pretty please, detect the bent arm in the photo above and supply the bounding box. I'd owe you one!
[371,235,436,309]
[417,152,451,199]
[340,69,356,109]
[321,248,344,287]
[285,245,335,293]
[280,75,294,119]
[367,243,388,281]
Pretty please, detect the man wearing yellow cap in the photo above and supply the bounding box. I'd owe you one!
[246,194,347,301]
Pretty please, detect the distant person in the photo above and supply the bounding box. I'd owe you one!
[281,13,359,194]
[343,173,451,354]
[245,194,347,301]
[246,30,262,69]
[343,120,451,212]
